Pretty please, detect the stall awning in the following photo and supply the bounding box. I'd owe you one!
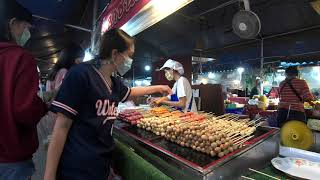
[101,0,193,36]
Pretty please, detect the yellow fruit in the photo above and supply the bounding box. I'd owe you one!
[280,121,313,150]
[304,102,312,109]
[259,95,268,103]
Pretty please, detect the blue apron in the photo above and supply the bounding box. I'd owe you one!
[171,85,193,112]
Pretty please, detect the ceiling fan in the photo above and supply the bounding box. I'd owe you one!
[232,0,261,39]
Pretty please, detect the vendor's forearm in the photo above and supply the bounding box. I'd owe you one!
[156,96,169,104]
[162,100,185,108]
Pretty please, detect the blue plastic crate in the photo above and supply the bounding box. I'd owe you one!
[225,108,244,115]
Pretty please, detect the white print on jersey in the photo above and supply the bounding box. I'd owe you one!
[95,99,118,124]
[110,124,114,135]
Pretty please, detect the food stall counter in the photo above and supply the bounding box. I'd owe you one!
[113,120,280,180]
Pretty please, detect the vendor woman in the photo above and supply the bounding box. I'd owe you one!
[154,59,197,112]
[277,66,314,127]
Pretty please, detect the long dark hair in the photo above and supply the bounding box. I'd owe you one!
[47,43,84,81]
[99,28,134,60]
[0,0,32,42]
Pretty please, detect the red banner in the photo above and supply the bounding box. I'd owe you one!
[101,0,151,33]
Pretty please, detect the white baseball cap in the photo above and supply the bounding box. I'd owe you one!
[160,59,184,75]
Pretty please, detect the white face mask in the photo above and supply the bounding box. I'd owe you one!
[115,54,133,76]
[165,69,174,81]
[16,27,31,46]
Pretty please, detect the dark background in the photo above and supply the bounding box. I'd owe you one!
[17,0,320,79]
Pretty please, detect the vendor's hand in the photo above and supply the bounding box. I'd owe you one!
[156,85,172,95]
[150,101,158,108]
[149,98,159,107]
[148,97,156,104]
[147,97,157,107]
[155,97,168,105]
[146,96,153,104]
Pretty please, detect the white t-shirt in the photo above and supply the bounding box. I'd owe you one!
[169,76,197,112]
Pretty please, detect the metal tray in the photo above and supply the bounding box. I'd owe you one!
[113,120,279,175]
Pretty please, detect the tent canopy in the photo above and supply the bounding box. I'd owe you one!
[17,0,320,78]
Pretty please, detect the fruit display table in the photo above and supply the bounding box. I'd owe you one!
[228,97,249,104]
[244,105,278,126]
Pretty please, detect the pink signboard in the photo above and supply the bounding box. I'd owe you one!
[101,0,151,33]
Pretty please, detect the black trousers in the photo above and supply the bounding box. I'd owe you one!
[276,108,306,127]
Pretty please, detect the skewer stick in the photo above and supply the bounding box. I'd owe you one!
[236,135,253,145]
[248,168,281,180]
[253,117,263,122]
[229,133,239,138]
[226,114,236,118]
[239,118,250,123]
[228,117,239,121]
[235,135,254,145]
[247,118,261,125]
[232,136,248,143]
[254,122,263,127]
[216,114,229,119]
[231,135,246,142]
[241,176,256,180]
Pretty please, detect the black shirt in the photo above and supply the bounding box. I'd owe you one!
[50,63,130,180]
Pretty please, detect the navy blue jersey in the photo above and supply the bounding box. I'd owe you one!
[50,63,131,180]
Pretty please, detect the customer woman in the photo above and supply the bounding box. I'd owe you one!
[0,1,48,179]
[277,66,314,127]
[44,28,171,180]
[42,43,84,146]
[46,42,84,92]
[154,59,197,112]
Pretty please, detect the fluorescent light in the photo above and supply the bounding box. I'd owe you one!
[192,56,215,64]
[143,79,151,86]
[152,0,190,15]
[53,57,58,63]
[233,80,240,84]
[145,65,151,71]
[237,67,244,74]
[120,0,193,36]
[263,81,270,86]
[201,78,208,85]
[83,49,94,62]
[135,80,142,86]
[312,66,320,71]
[45,40,54,47]
[208,72,215,79]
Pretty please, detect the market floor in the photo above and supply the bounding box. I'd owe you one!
[32,136,47,180]
[32,114,53,180]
